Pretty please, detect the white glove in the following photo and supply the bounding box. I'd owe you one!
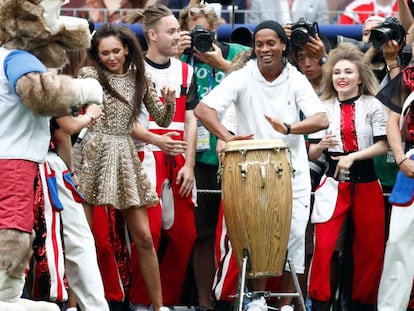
[72,78,103,107]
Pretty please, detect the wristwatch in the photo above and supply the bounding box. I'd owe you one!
[319,55,328,66]
[283,122,291,135]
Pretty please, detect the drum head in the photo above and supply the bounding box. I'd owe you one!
[224,139,287,152]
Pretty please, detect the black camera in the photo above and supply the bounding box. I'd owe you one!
[309,153,328,190]
[230,26,253,47]
[335,35,370,53]
[369,16,406,48]
[184,25,215,55]
[335,34,412,82]
[334,35,384,78]
[290,18,319,48]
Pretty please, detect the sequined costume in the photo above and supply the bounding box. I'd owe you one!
[75,66,175,209]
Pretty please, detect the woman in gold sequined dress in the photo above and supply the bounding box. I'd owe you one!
[75,23,175,311]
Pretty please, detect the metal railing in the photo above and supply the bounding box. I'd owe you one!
[61,7,384,25]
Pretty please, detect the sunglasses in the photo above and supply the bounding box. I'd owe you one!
[189,5,215,17]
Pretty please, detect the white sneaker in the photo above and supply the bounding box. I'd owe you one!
[245,296,267,311]
[280,305,294,311]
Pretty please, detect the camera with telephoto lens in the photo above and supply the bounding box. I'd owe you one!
[334,34,412,81]
[334,35,412,65]
[369,16,406,48]
[184,25,215,55]
[290,17,319,48]
[309,153,328,190]
[335,35,371,53]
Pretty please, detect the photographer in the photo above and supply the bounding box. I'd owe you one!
[335,15,412,85]
[362,16,388,81]
[362,14,400,231]
[288,19,329,96]
[375,15,414,311]
[368,16,407,71]
[177,4,250,311]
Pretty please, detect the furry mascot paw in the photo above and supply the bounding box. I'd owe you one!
[0,0,102,310]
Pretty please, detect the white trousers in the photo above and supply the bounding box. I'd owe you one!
[41,152,109,311]
[377,201,414,311]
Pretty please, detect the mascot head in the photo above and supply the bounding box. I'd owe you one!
[0,0,92,68]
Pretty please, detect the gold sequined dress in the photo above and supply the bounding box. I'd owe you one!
[74,66,175,209]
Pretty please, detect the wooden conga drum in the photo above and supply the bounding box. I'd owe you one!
[221,139,293,277]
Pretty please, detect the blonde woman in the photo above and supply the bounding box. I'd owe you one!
[307,43,388,310]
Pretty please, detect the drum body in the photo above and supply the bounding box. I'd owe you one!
[222,139,292,277]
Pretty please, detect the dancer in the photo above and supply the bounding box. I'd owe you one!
[307,43,388,311]
[74,23,176,311]
[123,4,199,307]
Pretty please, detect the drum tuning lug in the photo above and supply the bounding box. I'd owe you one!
[276,161,283,176]
[238,163,248,179]
[287,147,296,177]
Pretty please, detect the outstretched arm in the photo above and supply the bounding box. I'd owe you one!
[16,72,103,116]
[194,102,253,141]
[54,104,102,172]
[132,122,187,156]
[5,50,102,117]
[265,112,329,136]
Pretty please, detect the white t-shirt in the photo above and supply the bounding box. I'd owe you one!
[135,57,194,150]
[0,48,50,163]
[201,60,327,198]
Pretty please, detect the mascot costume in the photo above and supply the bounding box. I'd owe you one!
[0,0,103,310]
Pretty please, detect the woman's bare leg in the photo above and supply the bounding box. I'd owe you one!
[121,207,163,311]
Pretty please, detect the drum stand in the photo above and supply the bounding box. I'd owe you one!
[233,254,306,311]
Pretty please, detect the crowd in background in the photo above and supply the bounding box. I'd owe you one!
[61,0,413,25]
[10,0,414,311]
